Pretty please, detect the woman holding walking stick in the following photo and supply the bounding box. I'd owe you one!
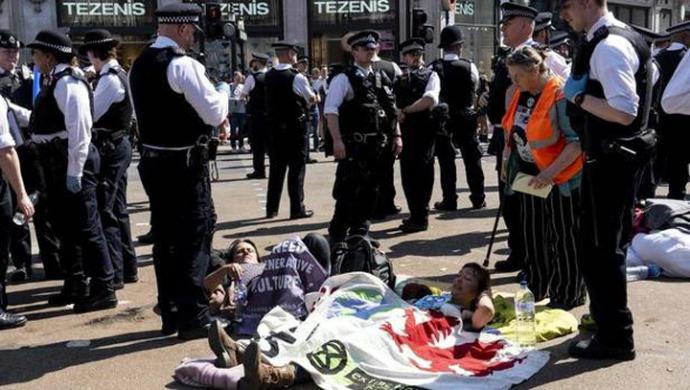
[501,46,586,310]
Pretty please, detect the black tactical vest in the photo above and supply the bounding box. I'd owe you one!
[30,67,93,137]
[247,70,267,116]
[130,47,212,148]
[432,58,475,114]
[93,65,133,133]
[264,67,308,133]
[394,67,434,126]
[0,67,33,109]
[338,66,395,139]
[577,26,651,139]
[487,52,511,125]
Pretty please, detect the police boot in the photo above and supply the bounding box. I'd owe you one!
[242,341,295,389]
[47,276,89,306]
[73,280,118,313]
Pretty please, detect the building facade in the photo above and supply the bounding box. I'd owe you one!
[0,0,688,73]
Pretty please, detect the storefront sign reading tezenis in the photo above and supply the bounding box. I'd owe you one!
[57,0,155,31]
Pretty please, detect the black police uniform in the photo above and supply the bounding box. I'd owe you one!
[487,47,526,270]
[431,57,485,209]
[372,58,399,217]
[130,10,218,335]
[655,45,688,199]
[93,64,138,285]
[394,65,436,228]
[264,64,310,218]
[31,65,116,309]
[572,24,653,350]
[328,66,397,242]
[247,67,268,178]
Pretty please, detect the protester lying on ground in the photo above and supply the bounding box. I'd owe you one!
[404,262,495,331]
[204,233,330,333]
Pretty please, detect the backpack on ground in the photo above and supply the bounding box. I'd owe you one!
[331,235,396,289]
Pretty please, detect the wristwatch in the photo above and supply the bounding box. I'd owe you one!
[574,93,586,107]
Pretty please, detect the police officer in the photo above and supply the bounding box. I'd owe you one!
[550,31,573,60]
[500,2,571,79]
[129,3,229,339]
[656,21,689,200]
[394,38,440,233]
[264,41,315,220]
[80,29,138,289]
[561,0,656,360]
[431,25,485,211]
[296,55,319,165]
[243,52,270,179]
[324,30,402,243]
[0,89,34,329]
[533,12,554,45]
[27,30,118,313]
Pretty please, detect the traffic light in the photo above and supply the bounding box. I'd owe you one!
[411,8,434,43]
[205,3,224,40]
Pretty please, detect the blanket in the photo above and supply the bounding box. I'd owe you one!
[627,229,690,278]
[255,272,549,390]
[490,295,579,343]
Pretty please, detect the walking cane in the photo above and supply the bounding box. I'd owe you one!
[483,200,503,268]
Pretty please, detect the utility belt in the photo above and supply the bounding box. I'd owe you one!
[92,128,126,155]
[32,136,68,163]
[344,132,388,147]
[585,129,657,163]
[141,135,211,168]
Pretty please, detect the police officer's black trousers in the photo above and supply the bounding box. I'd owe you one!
[663,126,689,200]
[400,121,435,224]
[580,153,642,348]
[98,137,137,284]
[434,133,458,204]
[248,114,268,176]
[329,146,384,243]
[452,121,485,206]
[37,142,114,291]
[0,178,13,310]
[375,149,397,212]
[266,134,307,216]
[19,143,63,277]
[494,129,525,265]
[139,149,213,331]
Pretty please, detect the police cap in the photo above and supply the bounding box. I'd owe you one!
[667,20,690,35]
[500,2,539,24]
[79,29,119,55]
[400,38,425,55]
[534,12,553,32]
[272,40,303,53]
[438,25,464,49]
[26,30,74,56]
[549,31,570,48]
[251,52,270,63]
[347,30,380,49]
[631,24,669,43]
[155,3,202,26]
[0,30,22,49]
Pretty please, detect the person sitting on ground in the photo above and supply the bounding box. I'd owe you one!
[404,262,495,331]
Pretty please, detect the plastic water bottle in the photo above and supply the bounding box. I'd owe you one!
[12,192,39,226]
[232,282,248,321]
[515,280,537,348]
[626,264,662,282]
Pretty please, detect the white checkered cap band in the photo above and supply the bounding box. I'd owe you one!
[351,34,377,46]
[504,10,536,19]
[33,40,72,53]
[535,21,551,31]
[86,38,115,45]
[158,15,200,24]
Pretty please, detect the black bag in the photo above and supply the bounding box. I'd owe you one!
[331,235,396,289]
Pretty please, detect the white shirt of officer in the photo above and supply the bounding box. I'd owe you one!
[269,63,316,104]
[662,49,690,115]
[93,58,126,122]
[586,12,658,118]
[145,36,228,128]
[0,96,17,150]
[325,64,404,115]
[31,64,92,178]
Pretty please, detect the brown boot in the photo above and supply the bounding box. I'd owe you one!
[208,320,242,368]
[243,341,296,389]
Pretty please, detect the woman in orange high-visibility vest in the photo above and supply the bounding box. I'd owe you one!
[500,47,586,310]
